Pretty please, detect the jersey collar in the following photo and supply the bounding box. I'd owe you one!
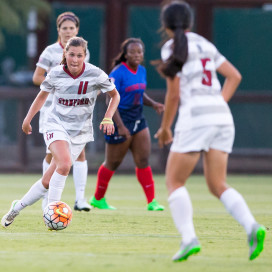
[59,41,64,49]
[122,61,138,74]
[63,62,85,79]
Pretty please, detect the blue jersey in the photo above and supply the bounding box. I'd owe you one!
[109,62,147,121]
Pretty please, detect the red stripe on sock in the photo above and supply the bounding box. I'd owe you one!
[94,165,114,200]
[135,166,155,203]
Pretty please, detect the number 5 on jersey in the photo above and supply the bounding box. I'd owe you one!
[201,58,212,86]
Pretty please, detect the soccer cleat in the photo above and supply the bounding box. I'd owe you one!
[1,200,20,228]
[172,238,201,262]
[147,199,165,211]
[74,199,92,212]
[89,196,116,210]
[248,223,266,260]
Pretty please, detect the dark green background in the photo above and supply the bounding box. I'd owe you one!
[0,6,271,149]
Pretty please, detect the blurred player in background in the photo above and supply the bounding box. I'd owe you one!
[1,37,120,228]
[32,12,92,211]
[155,1,266,262]
[89,38,165,211]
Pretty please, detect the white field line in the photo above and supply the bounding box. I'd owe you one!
[0,251,95,257]
[0,232,179,238]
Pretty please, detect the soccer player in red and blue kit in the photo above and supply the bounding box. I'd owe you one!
[89,38,165,210]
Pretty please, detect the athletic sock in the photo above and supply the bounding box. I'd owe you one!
[73,160,88,201]
[94,165,114,200]
[168,186,197,244]
[42,158,50,175]
[14,179,48,211]
[135,166,155,203]
[220,187,256,235]
[48,171,67,203]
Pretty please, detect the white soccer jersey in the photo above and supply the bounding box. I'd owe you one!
[40,62,115,144]
[161,32,234,132]
[36,42,90,133]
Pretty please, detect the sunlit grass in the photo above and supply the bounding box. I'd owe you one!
[0,174,271,272]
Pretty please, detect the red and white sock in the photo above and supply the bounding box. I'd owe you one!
[135,166,155,204]
[94,165,114,200]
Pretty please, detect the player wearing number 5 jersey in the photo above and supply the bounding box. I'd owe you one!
[161,33,234,135]
[89,38,165,211]
[155,1,266,262]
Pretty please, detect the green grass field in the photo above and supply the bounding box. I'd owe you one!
[0,174,271,272]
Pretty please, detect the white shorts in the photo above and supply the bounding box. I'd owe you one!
[171,125,235,154]
[43,130,86,163]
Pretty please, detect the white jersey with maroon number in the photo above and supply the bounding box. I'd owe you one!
[161,32,233,132]
[36,42,90,133]
[40,62,115,144]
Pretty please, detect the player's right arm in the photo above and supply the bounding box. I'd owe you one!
[22,90,49,135]
[32,66,46,86]
[154,75,180,148]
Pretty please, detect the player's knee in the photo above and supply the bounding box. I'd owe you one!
[105,160,121,171]
[208,182,227,198]
[135,157,149,169]
[57,160,72,175]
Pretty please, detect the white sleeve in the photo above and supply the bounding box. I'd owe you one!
[85,49,90,63]
[36,47,52,71]
[96,69,116,93]
[40,72,54,93]
[210,42,226,69]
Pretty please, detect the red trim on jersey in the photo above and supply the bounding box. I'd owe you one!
[78,81,83,94]
[63,62,85,79]
[122,61,138,74]
[59,42,64,49]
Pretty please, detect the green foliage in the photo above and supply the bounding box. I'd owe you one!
[0,174,271,272]
[0,0,51,48]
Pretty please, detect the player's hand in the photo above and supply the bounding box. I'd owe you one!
[153,102,165,115]
[100,118,115,135]
[22,119,32,135]
[154,127,172,148]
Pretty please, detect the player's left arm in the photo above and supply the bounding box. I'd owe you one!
[217,60,242,102]
[100,88,120,135]
[143,92,164,114]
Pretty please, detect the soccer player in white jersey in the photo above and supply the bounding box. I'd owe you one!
[1,37,120,228]
[32,12,92,212]
[154,1,266,262]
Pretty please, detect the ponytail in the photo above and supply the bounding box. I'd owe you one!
[160,27,188,78]
[156,1,193,79]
